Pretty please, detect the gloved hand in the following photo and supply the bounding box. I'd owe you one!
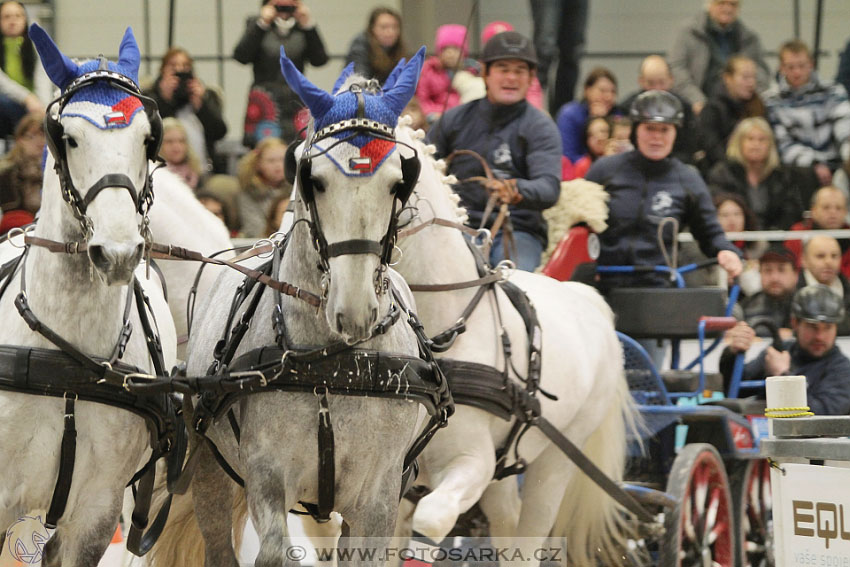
[485,178,522,205]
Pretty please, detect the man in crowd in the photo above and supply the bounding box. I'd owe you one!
[428,31,562,272]
[764,40,850,186]
[794,235,850,334]
[739,244,798,336]
[668,0,769,115]
[721,285,850,415]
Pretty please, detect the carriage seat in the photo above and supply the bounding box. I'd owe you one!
[607,287,727,339]
[660,369,724,393]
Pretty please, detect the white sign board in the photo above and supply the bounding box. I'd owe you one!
[774,463,850,566]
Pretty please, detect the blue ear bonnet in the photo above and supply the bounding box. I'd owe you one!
[61,61,145,130]
[315,89,400,147]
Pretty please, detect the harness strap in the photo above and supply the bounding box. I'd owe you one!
[326,239,383,258]
[534,416,654,524]
[125,460,175,556]
[316,386,335,522]
[45,395,77,529]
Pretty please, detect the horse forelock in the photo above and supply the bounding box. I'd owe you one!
[334,73,380,96]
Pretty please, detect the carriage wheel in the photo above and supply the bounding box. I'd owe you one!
[729,459,774,567]
[660,443,735,567]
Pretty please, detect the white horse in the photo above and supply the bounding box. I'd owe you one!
[150,49,447,567]
[145,166,232,358]
[0,25,176,566]
[390,120,641,566]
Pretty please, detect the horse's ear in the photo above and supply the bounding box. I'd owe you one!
[382,46,425,117]
[382,57,407,91]
[117,27,141,84]
[332,62,355,95]
[279,45,333,120]
[29,23,79,90]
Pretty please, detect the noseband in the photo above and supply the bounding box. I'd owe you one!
[45,58,163,239]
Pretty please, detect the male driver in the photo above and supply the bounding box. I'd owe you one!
[764,40,850,185]
[427,31,562,272]
[720,285,850,415]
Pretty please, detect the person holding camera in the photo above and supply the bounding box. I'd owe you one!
[144,47,227,173]
[234,0,328,146]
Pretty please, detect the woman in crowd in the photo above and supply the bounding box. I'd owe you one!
[555,67,618,163]
[585,90,742,366]
[159,118,204,191]
[236,137,291,238]
[143,47,227,173]
[0,112,43,218]
[0,2,45,139]
[699,55,766,170]
[234,0,328,145]
[707,117,811,230]
[345,6,407,84]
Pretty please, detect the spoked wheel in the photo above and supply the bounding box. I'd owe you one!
[661,443,735,567]
[729,459,774,567]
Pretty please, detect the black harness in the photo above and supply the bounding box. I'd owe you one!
[0,249,185,555]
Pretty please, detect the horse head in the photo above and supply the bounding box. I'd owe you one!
[30,23,162,285]
[280,46,424,341]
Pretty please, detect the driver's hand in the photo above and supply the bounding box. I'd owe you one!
[717,250,743,278]
[765,346,791,376]
[725,321,755,354]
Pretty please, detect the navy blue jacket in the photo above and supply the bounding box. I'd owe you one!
[720,340,850,416]
[426,97,562,245]
[585,150,739,288]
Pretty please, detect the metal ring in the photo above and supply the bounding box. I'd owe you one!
[495,259,516,280]
[7,225,33,248]
[252,238,275,259]
[388,244,403,266]
[473,228,492,248]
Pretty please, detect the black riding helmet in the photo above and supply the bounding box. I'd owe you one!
[791,284,846,324]
[629,90,684,127]
[480,31,538,68]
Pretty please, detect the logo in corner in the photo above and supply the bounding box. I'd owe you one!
[4,516,51,564]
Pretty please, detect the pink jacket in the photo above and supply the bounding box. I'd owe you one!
[416,56,464,117]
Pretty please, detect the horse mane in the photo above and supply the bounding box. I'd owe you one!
[397,115,468,225]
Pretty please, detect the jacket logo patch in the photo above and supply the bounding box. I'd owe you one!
[651,191,674,216]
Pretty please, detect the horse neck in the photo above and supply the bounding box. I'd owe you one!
[21,172,129,355]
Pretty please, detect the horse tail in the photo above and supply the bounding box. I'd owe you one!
[552,335,641,567]
[147,485,205,567]
[146,482,249,567]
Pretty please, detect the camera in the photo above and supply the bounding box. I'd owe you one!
[173,70,193,106]
[275,4,296,14]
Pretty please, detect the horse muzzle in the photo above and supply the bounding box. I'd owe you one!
[88,239,144,285]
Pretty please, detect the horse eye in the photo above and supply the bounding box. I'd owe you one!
[311,178,325,193]
[63,135,78,148]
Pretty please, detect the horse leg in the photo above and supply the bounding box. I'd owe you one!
[193,442,240,567]
[244,456,291,567]
[477,477,520,547]
[411,429,496,543]
[299,514,342,567]
[56,491,123,566]
[513,446,574,566]
[338,480,402,567]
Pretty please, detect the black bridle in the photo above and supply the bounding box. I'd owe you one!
[295,85,420,295]
[44,58,163,240]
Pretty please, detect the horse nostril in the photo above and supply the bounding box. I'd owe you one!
[371,307,378,325]
[133,242,144,263]
[336,312,345,334]
[88,244,108,270]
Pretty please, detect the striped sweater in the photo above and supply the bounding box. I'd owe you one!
[764,73,850,169]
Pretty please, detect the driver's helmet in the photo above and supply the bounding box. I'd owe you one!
[791,284,845,324]
[629,90,684,127]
